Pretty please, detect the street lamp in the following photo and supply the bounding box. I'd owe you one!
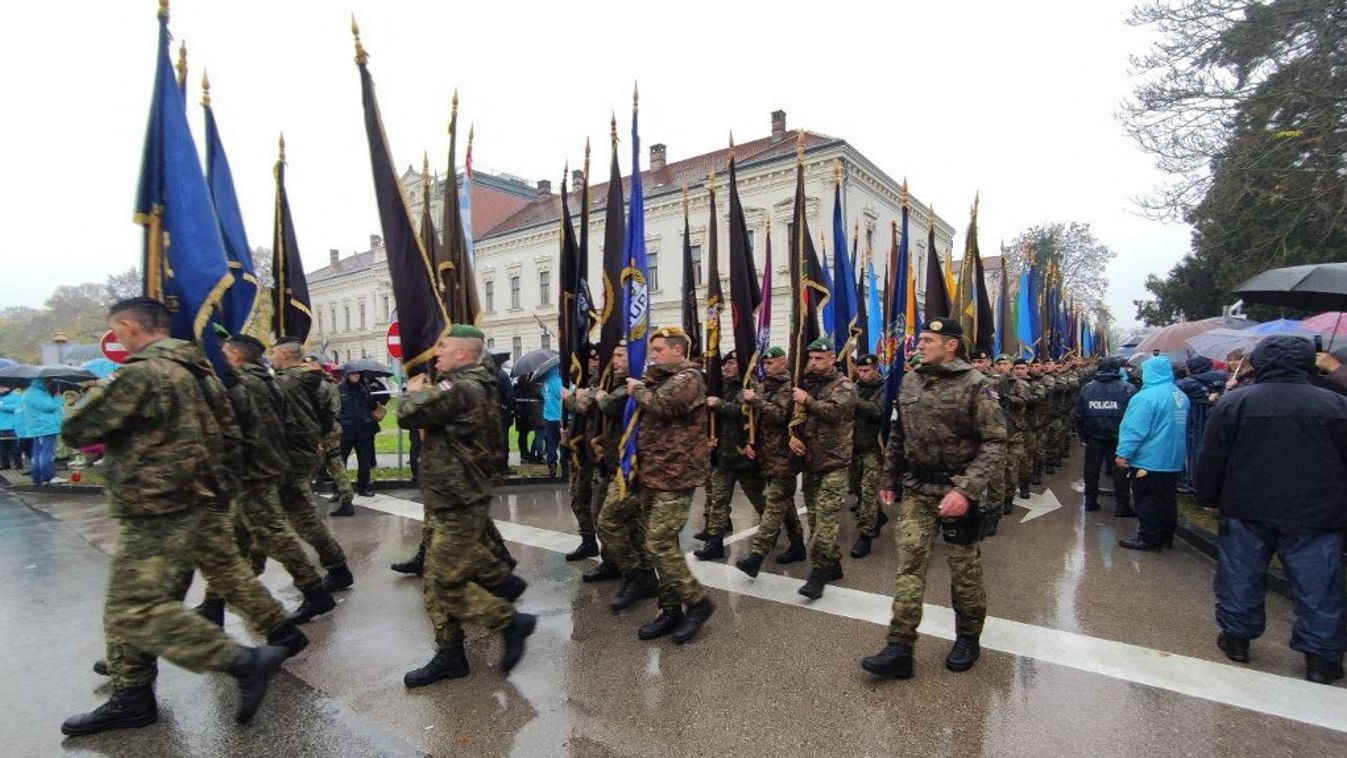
[53,332,69,365]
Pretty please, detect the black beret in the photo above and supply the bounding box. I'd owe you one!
[921,317,963,337]
[723,350,738,362]
[225,334,267,354]
[1013,357,1028,366]
[970,349,990,360]
[275,336,304,346]
[856,353,878,367]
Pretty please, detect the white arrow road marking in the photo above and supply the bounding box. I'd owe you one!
[1019,487,1064,523]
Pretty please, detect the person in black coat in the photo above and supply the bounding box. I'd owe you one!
[339,371,387,497]
[514,377,543,463]
[496,364,515,474]
[1197,335,1347,685]
[1177,355,1227,491]
[1071,357,1136,515]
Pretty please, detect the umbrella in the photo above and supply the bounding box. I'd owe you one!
[1234,262,1347,312]
[80,358,120,379]
[0,358,17,370]
[1133,316,1257,356]
[489,347,511,367]
[0,364,97,388]
[510,349,559,380]
[1249,318,1306,335]
[340,358,393,378]
[1302,312,1347,350]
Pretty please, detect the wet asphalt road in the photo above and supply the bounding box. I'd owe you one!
[2,461,1345,757]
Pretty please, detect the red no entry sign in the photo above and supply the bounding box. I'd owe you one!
[99,330,129,364]
[386,321,402,360]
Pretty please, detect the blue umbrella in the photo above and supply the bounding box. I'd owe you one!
[0,358,16,370]
[81,358,119,379]
[1249,318,1306,335]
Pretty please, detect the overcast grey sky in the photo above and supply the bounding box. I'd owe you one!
[2,0,1190,330]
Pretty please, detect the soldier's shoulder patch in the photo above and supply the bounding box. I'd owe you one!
[984,385,1000,402]
[838,379,854,391]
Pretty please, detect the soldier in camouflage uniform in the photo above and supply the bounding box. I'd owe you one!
[623,326,715,643]
[969,350,1005,536]
[562,347,601,562]
[694,350,767,561]
[271,339,354,593]
[594,344,651,594]
[59,298,288,737]
[313,362,356,516]
[1026,361,1049,483]
[1002,357,1034,503]
[849,354,889,559]
[398,325,536,687]
[735,347,807,578]
[861,317,1006,680]
[791,338,856,599]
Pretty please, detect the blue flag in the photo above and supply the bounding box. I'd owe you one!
[830,182,859,358]
[866,252,882,354]
[880,201,911,443]
[1015,268,1036,359]
[617,99,650,494]
[135,10,232,369]
[203,95,259,335]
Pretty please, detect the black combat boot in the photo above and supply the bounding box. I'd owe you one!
[945,635,981,672]
[391,546,426,576]
[92,659,109,676]
[735,553,764,578]
[195,597,225,627]
[482,574,527,601]
[861,643,914,679]
[1305,653,1345,685]
[330,499,355,517]
[564,535,599,561]
[692,526,712,542]
[637,606,684,640]
[227,645,288,724]
[775,535,807,565]
[798,568,829,600]
[693,535,725,561]
[288,585,337,625]
[1031,472,1043,485]
[1217,633,1249,663]
[322,563,354,592]
[266,621,310,658]
[499,612,538,672]
[1018,481,1031,499]
[1044,463,1055,474]
[60,685,158,736]
[582,560,622,583]
[671,596,716,644]
[1003,498,1014,515]
[404,643,469,688]
[985,512,1000,537]
[609,569,657,611]
[850,534,872,559]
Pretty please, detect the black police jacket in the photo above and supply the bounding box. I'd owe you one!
[1071,371,1135,441]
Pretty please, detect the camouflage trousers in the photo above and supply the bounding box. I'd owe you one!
[596,478,650,573]
[424,504,515,649]
[1028,428,1046,475]
[1007,432,1029,493]
[802,469,846,568]
[849,451,883,537]
[277,455,348,570]
[703,466,766,537]
[1048,417,1067,461]
[569,462,597,537]
[194,503,288,635]
[104,509,242,688]
[749,476,804,558]
[643,488,705,608]
[322,440,354,504]
[887,489,987,646]
[210,480,324,596]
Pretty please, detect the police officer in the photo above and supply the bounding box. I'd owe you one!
[849,353,889,558]
[861,318,1006,679]
[696,350,767,560]
[1073,357,1136,514]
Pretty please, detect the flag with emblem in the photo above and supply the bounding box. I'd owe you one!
[702,176,724,399]
[200,75,260,336]
[596,116,627,389]
[437,93,480,325]
[830,165,860,361]
[617,90,649,494]
[680,188,703,360]
[788,136,830,442]
[880,191,910,442]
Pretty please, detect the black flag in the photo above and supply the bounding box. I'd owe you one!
[271,135,311,342]
[923,210,950,321]
[680,188,703,359]
[596,116,626,387]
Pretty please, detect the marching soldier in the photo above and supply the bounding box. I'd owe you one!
[791,338,856,599]
[1001,356,1034,503]
[861,318,1006,680]
[735,347,807,577]
[849,353,889,559]
[695,350,767,561]
[399,325,536,687]
[562,346,601,561]
[1026,361,1049,483]
[60,298,288,736]
[592,343,643,590]
[969,350,1005,536]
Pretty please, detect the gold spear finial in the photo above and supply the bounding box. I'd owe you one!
[633,81,639,111]
[928,203,936,227]
[467,123,474,149]
[610,112,617,143]
[450,89,459,134]
[421,152,431,204]
[583,136,591,183]
[200,69,210,108]
[796,131,805,161]
[681,184,689,215]
[708,166,716,192]
[158,0,169,21]
[833,159,841,186]
[351,15,368,65]
[972,190,980,216]
[901,179,909,206]
[278,132,286,162]
[176,41,187,88]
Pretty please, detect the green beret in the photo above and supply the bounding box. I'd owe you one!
[856,353,878,367]
[995,354,1013,362]
[806,338,833,353]
[225,334,268,354]
[448,324,485,339]
[763,346,786,359]
[920,317,962,337]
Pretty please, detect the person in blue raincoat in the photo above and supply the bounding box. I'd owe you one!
[21,379,65,484]
[1115,356,1189,551]
[0,386,23,469]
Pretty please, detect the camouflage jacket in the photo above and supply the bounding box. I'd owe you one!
[631,359,709,491]
[275,365,328,464]
[999,373,1033,435]
[565,376,598,469]
[398,361,501,510]
[748,372,799,479]
[226,362,291,484]
[63,338,235,519]
[1026,375,1050,428]
[852,375,886,454]
[710,375,755,472]
[587,372,629,474]
[798,368,856,472]
[881,358,1007,502]
[317,378,343,448]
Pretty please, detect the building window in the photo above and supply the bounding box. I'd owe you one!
[689,245,703,287]
[484,281,495,312]
[382,295,391,322]
[541,332,551,350]
[361,348,367,359]
[512,336,522,361]
[648,253,659,291]
[333,350,340,363]
[359,302,366,330]
[539,270,551,306]
[317,310,324,333]
[746,230,755,255]
[331,308,337,332]
[510,275,521,309]
[487,337,495,348]
[344,307,351,331]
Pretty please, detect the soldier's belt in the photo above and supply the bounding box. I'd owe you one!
[907,467,956,485]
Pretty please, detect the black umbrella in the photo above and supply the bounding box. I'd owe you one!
[510,349,559,380]
[0,364,98,388]
[1234,262,1347,312]
[340,358,393,378]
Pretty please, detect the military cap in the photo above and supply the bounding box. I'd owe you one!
[995,353,1014,362]
[920,317,962,337]
[651,325,689,340]
[723,349,737,362]
[275,336,304,347]
[763,346,786,359]
[225,334,268,354]
[1013,357,1028,366]
[108,296,170,317]
[806,338,833,353]
[586,343,599,358]
[448,323,485,339]
[970,348,990,360]
[856,353,878,367]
